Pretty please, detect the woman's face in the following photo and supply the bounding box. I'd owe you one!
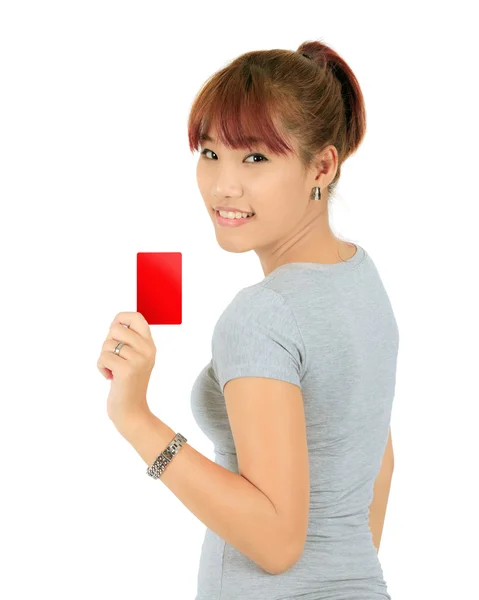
[196,124,339,274]
[197,126,314,250]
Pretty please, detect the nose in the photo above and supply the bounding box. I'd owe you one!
[211,172,243,200]
[213,191,242,202]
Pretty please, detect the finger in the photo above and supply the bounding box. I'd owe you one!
[98,365,113,380]
[97,349,123,379]
[97,346,121,379]
[107,323,137,346]
[97,342,139,379]
[111,312,152,340]
[101,338,136,361]
[107,323,153,357]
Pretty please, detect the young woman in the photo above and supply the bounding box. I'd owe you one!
[188,41,397,600]
[101,39,397,600]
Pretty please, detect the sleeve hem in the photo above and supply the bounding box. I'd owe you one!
[219,363,302,394]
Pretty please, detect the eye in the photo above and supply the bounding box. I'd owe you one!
[200,149,268,163]
[245,153,268,163]
[200,149,217,160]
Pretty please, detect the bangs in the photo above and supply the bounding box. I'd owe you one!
[188,62,298,158]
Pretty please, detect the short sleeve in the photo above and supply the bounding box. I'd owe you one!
[211,285,306,394]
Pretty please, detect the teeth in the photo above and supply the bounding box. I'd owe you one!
[218,210,254,219]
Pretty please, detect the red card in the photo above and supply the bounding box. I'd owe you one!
[137,252,182,325]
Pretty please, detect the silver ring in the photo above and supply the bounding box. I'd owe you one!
[114,341,125,356]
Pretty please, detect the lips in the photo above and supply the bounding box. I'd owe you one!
[214,207,255,215]
[215,209,256,226]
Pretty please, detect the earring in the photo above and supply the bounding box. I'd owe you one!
[311,186,321,201]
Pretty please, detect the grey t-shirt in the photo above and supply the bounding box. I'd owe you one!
[190,244,399,600]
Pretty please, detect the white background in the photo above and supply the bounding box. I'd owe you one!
[1,2,477,599]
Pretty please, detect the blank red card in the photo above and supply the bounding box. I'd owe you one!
[137,252,182,325]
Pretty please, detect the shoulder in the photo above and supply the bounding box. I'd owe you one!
[212,284,306,394]
[215,284,293,331]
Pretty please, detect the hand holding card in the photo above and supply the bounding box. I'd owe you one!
[96,253,182,429]
[97,312,156,427]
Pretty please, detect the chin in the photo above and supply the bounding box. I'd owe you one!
[215,237,252,254]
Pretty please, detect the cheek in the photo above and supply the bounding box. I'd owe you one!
[196,174,210,201]
[195,163,203,186]
[260,193,302,230]
[196,159,207,182]
[260,182,295,213]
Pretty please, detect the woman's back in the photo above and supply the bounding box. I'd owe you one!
[191,244,398,599]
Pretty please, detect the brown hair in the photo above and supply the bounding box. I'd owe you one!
[187,39,367,198]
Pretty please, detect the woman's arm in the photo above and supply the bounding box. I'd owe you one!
[115,410,294,575]
[368,428,394,553]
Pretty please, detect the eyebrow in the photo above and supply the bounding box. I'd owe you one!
[199,133,263,144]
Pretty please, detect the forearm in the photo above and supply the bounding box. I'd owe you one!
[114,409,291,575]
[368,471,393,553]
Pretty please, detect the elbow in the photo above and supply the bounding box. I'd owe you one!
[265,535,305,576]
[269,546,303,575]
[269,515,308,575]
[261,507,308,575]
